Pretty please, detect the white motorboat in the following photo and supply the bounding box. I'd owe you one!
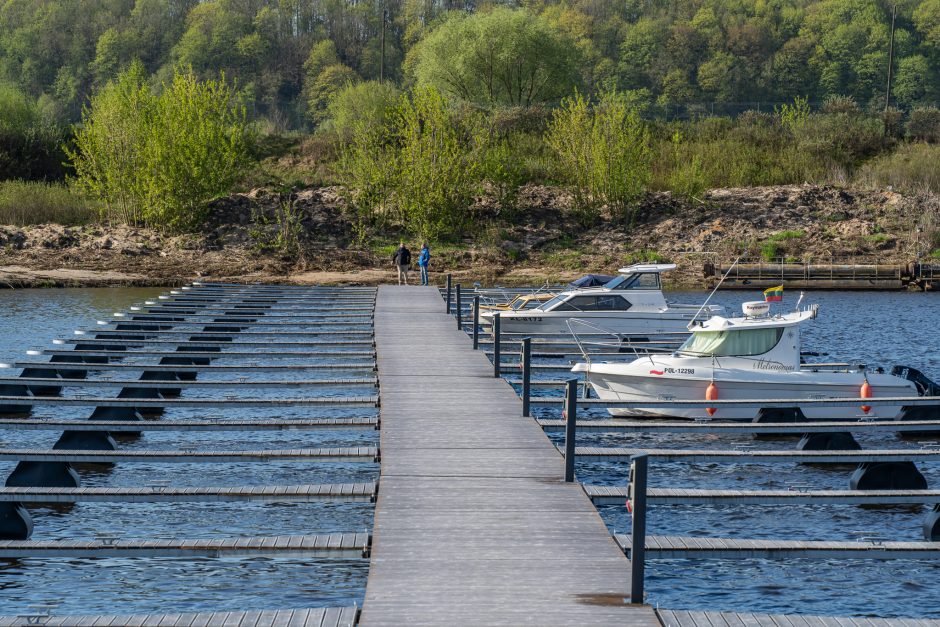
[571,300,918,420]
[479,264,723,335]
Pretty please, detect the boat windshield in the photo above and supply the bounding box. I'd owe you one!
[677,327,785,357]
[537,294,569,311]
[603,273,660,290]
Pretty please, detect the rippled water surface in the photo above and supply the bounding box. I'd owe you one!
[0,288,377,616]
[529,289,940,618]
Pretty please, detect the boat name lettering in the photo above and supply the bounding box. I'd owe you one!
[664,367,694,375]
[753,359,794,372]
[516,317,542,322]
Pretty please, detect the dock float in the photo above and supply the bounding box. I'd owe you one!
[616,534,940,559]
[0,607,358,627]
[586,485,940,506]
[359,286,658,626]
[0,532,370,559]
[0,483,377,503]
[656,610,939,627]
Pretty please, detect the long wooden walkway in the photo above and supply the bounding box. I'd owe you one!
[360,286,658,626]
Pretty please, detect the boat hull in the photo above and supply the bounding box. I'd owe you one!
[583,370,916,421]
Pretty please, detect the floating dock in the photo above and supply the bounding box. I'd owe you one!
[360,285,658,626]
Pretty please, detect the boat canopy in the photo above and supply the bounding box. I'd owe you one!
[677,327,785,357]
[569,274,615,288]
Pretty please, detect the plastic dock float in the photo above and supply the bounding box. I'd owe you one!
[0,395,379,408]
[572,447,940,463]
[0,417,378,431]
[585,485,940,506]
[0,607,358,627]
[0,533,371,559]
[539,419,940,434]
[0,482,377,503]
[656,610,940,627]
[615,534,940,559]
[0,447,379,463]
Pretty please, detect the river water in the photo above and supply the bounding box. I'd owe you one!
[0,288,377,616]
[2,287,940,618]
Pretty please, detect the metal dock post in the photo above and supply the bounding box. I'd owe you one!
[629,454,648,604]
[521,337,531,417]
[564,378,577,482]
[493,312,501,378]
[445,274,452,314]
[472,296,480,350]
[456,284,462,330]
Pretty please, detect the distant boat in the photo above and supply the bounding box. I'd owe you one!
[480,264,723,334]
[572,300,918,420]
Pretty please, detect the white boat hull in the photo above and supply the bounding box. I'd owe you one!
[583,370,916,421]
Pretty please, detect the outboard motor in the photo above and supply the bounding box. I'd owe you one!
[891,365,940,396]
[891,365,940,432]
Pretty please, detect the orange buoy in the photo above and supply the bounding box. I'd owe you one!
[705,381,718,417]
[860,380,873,414]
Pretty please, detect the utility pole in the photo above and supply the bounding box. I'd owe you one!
[884,2,897,114]
[380,3,387,83]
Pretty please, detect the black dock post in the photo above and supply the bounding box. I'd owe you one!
[493,312,501,378]
[472,296,480,350]
[456,284,462,330]
[445,274,452,314]
[564,378,577,482]
[629,454,648,604]
[521,337,531,417]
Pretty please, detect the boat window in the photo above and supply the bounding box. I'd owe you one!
[678,327,785,357]
[552,295,633,312]
[627,273,660,289]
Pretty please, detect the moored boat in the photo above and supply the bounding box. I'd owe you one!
[571,300,919,420]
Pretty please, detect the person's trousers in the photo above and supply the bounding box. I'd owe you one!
[420,265,429,286]
[397,264,409,285]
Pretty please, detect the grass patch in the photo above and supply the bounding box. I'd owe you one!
[0,181,96,226]
[864,233,891,243]
[760,241,782,261]
[768,229,805,241]
[856,143,940,195]
[623,249,667,264]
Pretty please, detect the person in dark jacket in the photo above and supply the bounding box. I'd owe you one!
[417,243,431,286]
[393,242,411,285]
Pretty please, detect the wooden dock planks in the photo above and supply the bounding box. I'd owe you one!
[359,285,659,626]
[0,607,358,626]
[656,610,940,627]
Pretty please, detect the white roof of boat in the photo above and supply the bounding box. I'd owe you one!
[618,263,677,274]
[694,308,815,331]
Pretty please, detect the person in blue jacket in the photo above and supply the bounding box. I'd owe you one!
[417,243,431,286]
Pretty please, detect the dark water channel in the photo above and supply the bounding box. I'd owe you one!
[0,288,376,616]
[530,289,940,618]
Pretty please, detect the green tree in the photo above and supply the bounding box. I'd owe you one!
[326,80,401,140]
[407,7,581,107]
[68,64,253,230]
[546,90,652,224]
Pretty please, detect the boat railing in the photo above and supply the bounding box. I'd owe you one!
[565,318,643,367]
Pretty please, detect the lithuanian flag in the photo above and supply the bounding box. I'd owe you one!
[763,285,784,302]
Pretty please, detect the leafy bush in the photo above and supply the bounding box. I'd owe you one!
[547,90,652,224]
[325,81,401,140]
[907,107,940,143]
[68,64,254,231]
[0,82,70,181]
[0,180,95,225]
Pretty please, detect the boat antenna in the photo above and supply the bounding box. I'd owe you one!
[688,256,740,330]
[794,290,805,312]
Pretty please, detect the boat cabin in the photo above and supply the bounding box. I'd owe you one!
[531,264,678,314]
